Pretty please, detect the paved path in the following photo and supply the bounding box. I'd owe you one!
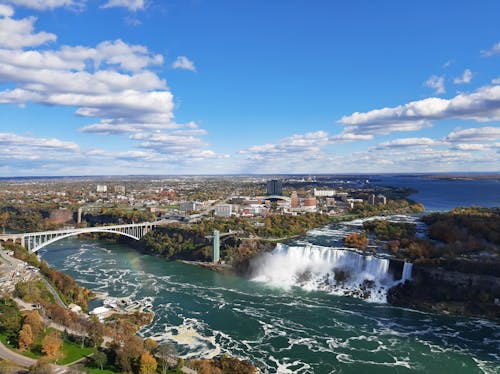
[0,341,81,373]
[0,341,36,367]
[40,276,67,307]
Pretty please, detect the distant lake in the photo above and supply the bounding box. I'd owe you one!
[372,175,499,211]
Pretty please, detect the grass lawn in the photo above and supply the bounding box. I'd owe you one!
[1,330,94,364]
[58,340,95,365]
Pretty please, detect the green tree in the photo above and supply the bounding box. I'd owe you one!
[93,351,108,370]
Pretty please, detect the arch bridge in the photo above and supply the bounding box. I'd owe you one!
[0,222,158,253]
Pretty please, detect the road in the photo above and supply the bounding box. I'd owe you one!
[0,341,36,367]
[40,276,67,307]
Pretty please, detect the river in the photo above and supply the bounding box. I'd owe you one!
[39,220,500,373]
[36,176,500,373]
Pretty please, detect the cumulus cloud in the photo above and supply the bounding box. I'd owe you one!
[424,75,445,95]
[0,4,14,17]
[0,132,79,152]
[101,0,145,11]
[338,85,500,136]
[453,69,472,84]
[171,56,196,72]
[241,131,331,163]
[0,133,80,168]
[481,41,500,57]
[445,127,500,142]
[0,13,56,49]
[0,8,217,168]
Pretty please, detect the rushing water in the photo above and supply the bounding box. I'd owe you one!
[39,221,500,373]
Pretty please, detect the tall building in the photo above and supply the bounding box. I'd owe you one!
[266,180,283,196]
[114,185,126,194]
[368,194,376,205]
[96,184,107,193]
[215,204,232,217]
[290,191,299,208]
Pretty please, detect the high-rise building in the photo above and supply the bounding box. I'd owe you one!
[369,194,376,205]
[114,185,126,194]
[215,204,232,217]
[290,191,299,208]
[96,184,107,193]
[266,180,283,196]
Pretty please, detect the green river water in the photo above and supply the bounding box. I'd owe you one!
[38,222,500,374]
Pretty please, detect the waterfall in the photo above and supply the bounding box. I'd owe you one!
[252,243,395,303]
[401,262,413,282]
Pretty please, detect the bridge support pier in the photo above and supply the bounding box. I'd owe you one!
[212,230,220,263]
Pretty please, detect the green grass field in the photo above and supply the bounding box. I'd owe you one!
[0,330,95,365]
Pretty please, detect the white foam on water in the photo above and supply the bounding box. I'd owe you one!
[252,243,398,303]
[150,317,222,359]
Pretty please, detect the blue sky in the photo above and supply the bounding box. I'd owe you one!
[0,0,499,176]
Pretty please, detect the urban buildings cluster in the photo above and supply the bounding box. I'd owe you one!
[0,176,387,228]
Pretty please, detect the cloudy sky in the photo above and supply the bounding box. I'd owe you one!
[0,0,499,176]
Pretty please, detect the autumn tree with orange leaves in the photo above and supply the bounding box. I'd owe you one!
[42,331,63,360]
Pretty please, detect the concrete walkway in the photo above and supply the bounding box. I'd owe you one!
[0,341,36,367]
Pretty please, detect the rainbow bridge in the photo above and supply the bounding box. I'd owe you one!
[0,222,158,253]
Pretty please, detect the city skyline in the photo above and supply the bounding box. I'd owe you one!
[0,0,500,176]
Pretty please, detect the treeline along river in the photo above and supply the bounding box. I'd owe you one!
[39,176,500,373]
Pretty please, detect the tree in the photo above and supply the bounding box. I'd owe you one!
[18,324,33,350]
[41,332,63,361]
[93,351,107,370]
[0,211,9,234]
[29,359,53,374]
[115,335,144,372]
[23,310,44,339]
[144,338,158,352]
[140,352,157,374]
[157,342,177,374]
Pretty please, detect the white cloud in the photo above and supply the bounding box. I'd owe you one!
[0,4,14,17]
[330,133,373,142]
[424,75,445,95]
[3,0,83,11]
[0,14,56,49]
[481,41,500,57]
[242,131,331,163]
[452,143,491,151]
[171,56,196,72]
[0,8,217,168]
[376,137,442,149]
[101,0,145,11]
[443,60,454,68]
[0,132,80,166]
[445,127,500,143]
[453,69,472,84]
[338,85,500,136]
[492,78,500,85]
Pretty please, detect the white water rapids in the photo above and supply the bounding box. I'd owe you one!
[252,243,413,303]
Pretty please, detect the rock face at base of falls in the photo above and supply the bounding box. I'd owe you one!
[387,263,500,321]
